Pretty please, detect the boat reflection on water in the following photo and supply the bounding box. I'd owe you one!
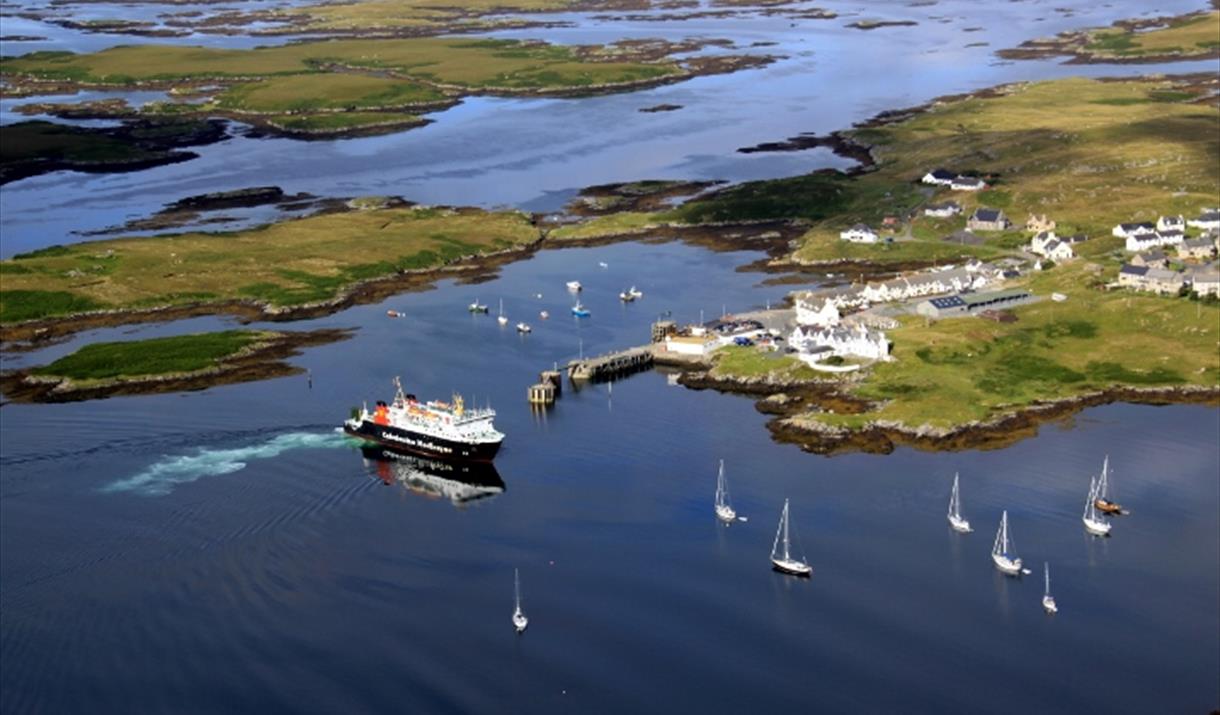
[360,447,506,506]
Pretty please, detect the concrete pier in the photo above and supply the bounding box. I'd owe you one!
[567,347,654,382]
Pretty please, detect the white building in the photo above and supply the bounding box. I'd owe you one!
[794,297,841,327]
[921,168,957,186]
[1157,215,1185,232]
[949,176,986,192]
[924,201,962,218]
[1187,210,1220,231]
[663,335,716,356]
[1125,230,1185,252]
[1030,231,1074,261]
[790,324,890,363]
[839,224,879,243]
[1112,222,1156,239]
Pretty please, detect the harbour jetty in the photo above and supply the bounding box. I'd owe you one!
[567,347,654,382]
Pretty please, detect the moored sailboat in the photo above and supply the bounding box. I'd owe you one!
[770,499,812,576]
[1042,562,1058,614]
[1082,476,1112,536]
[991,510,1024,575]
[512,568,528,633]
[497,299,508,326]
[1094,455,1124,514]
[714,459,736,523]
[947,472,972,533]
[468,299,489,314]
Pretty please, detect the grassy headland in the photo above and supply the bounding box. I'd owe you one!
[999,10,1220,63]
[0,206,538,329]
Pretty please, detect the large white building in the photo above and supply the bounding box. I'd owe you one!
[794,297,842,327]
[1029,231,1075,261]
[859,268,987,304]
[790,324,890,363]
[839,224,879,244]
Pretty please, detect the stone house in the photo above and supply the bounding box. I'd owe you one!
[1025,214,1056,233]
[967,208,1010,232]
[1178,237,1218,261]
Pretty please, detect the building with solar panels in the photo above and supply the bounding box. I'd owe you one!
[915,289,1035,318]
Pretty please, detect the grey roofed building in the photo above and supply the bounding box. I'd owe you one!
[915,289,1034,318]
[1131,250,1168,267]
[1119,264,1149,278]
[967,207,1010,231]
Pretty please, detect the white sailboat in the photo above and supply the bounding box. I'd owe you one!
[1082,476,1112,536]
[512,568,528,633]
[714,460,736,523]
[1042,562,1058,614]
[770,499,812,576]
[497,299,508,326]
[516,322,531,333]
[947,472,972,533]
[991,510,1024,575]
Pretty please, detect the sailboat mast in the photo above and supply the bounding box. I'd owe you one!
[782,501,791,560]
[1044,563,1050,596]
[514,568,521,610]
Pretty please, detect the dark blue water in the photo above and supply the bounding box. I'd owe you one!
[2,240,1218,713]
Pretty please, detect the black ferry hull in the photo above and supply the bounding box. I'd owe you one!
[344,420,502,462]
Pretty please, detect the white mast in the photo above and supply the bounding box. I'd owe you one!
[949,473,960,519]
[772,500,789,561]
[1098,454,1111,501]
[1044,562,1051,597]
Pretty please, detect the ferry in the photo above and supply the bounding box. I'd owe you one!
[344,377,504,462]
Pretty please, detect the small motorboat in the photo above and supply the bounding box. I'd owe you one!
[386,310,403,318]
[566,281,582,292]
[598,262,608,269]
[468,300,489,314]
[619,289,636,302]
[539,310,550,320]
[571,301,590,318]
[516,322,531,334]
[628,286,643,299]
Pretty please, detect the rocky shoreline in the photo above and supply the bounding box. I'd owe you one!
[0,328,352,403]
[673,367,1220,455]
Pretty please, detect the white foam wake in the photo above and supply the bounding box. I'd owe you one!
[104,431,353,496]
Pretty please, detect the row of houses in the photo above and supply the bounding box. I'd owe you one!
[921,169,986,192]
[794,265,995,325]
[1114,212,1220,251]
[1117,261,1220,297]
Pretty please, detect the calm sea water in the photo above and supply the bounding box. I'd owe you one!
[1,240,1218,714]
[2,1,1219,711]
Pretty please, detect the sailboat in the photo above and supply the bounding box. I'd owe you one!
[497,299,508,326]
[516,322,531,334]
[714,459,736,523]
[991,510,1023,575]
[770,499,812,576]
[468,299,489,314]
[1093,455,1123,514]
[1042,562,1058,614]
[619,289,636,302]
[1082,476,1112,536]
[947,472,972,533]
[571,300,590,318]
[512,568,528,634]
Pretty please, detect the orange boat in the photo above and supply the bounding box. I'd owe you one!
[1094,498,1123,515]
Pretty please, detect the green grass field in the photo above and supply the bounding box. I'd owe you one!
[811,262,1219,430]
[0,207,539,323]
[0,38,681,90]
[214,74,445,112]
[29,330,268,381]
[1085,11,1220,57]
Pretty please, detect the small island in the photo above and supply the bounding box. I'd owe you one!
[0,328,351,402]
